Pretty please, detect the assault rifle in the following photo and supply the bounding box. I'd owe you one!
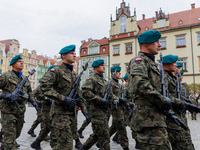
[7,67,38,110]
[160,53,188,130]
[103,69,117,109]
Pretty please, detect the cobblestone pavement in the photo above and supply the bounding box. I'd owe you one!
[1,105,200,150]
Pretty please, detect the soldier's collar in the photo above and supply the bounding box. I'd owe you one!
[63,63,73,72]
[12,70,23,77]
[141,52,155,62]
[113,78,119,83]
[165,70,175,79]
[96,73,103,78]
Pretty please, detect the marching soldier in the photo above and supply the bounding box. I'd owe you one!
[0,55,38,150]
[40,45,86,149]
[127,30,172,149]
[109,66,129,150]
[162,54,195,149]
[80,59,111,150]
[189,91,198,120]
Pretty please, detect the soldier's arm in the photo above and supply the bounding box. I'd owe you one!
[32,85,45,101]
[0,73,8,97]
[110,83,119,102]
[124,87,132,105]
[40,70,65,102]
[82,78,102,103]
[129,60,167,107]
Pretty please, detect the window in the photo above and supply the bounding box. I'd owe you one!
[159,20,163,28]
[125,63,129,73]
[145,27,149,31]
[26,65,28,69]
[160,38,166,49]
[179,20,183,24]
[177,58,187,71]
[14,48,16,51]
[89,47,98,54]
[176,35,186,47]
[0,69,2,74]
[0,59,3,65]
[35,61,36,64]
[101,57,106,64]
[30,76,32,79]
[120,16,126,33]
[31,60,33,63]
[88,69,93,76]
[83,50,86,54]
[198,33,200,44]
[125,43,132,53]
[33,83,35,88]
[113,45,120,54]
[41,68,43,72]
[102,47,106,52]
[82,59,86,65]
[0,50,2,56]
[33,75,35,80]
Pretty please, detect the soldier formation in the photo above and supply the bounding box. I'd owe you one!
[0,30,200,150]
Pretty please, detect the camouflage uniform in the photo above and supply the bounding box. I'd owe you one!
[109,79,129,149]
[40,63,83,150]
[127,52,170,150]
[0,70,34,149]
[164,70,194,150]
[81,73,110,150]
[32,85,56,148]
[189,94,197,120]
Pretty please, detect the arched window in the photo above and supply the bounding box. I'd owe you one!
[120,16,126,33]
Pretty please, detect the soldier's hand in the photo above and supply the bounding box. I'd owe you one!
[64,96,77,108]
[38,101,43,107]
[162,97,172,115]
[46,97,53,105]
[113,101,118,110]
[82,111,90,123]
[1,93,12,100]
[101,98,108,109]
[31,100,38,111]
[119,97,127,103]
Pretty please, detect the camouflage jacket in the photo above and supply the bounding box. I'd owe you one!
[0,70,33,115]
[81,73,110,118]
[127,52,167,130]
[189,95,198,106]
[40,63,86,115]
[164,70,182,130]
[124,84,133,106]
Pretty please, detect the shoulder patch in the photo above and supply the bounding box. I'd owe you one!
[86,78,90,80]
[50,69,55,72]
[135,58,142,61]
[0,74,1,77]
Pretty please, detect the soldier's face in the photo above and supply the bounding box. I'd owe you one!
[168,62,177,72]
[12,59,24,71]
[95,64,105,74]
[114,71,121,79]
[62,51,76,64]
[146,40,161,55]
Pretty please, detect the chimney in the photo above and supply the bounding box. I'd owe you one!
[155,11,158,17]
[54,55,57,62]
[191,3,195,9]
[142,14,145,20]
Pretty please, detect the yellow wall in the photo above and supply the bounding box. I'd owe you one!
[21,49,30,76]
[0,42,6,73]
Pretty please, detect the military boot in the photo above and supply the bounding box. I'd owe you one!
[15,141,20,148]
[27,128,36,137]
[124,147,129,150]
[75,138,82,149]
[0,145,4,150]
[135,139,140,149]
[78,129,84,138]
[44,135,50,141]
[112,134,120,144]
[96,142,100,148]
[0,132,3,142]
[31,140,43,150]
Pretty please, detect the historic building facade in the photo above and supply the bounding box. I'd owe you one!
[0,42,6,73]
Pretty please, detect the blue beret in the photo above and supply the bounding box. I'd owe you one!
[138,30,161,44]
[10,55,23,65]
[92,59,104,67]
[123,74,128,80]
[110,66,121,72]
[190,91,194,94]
[162,54,178,64]
[59,45,76,54]
[176,62,183,67]
[47,65,57,72]
[38,78,41,83]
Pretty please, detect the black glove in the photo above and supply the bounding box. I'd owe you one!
[82,111,90,123]
[38,101,43,107]
[46,97,53,105]
[113,101,118,110]
[162,97,172,115]
[64,96,77,108]
[183,98,192,104]
[178,101,186,112]
[101,98,109,109]
[119,97,127,103]
[167,112,188,130]
[1,93,19,106]
[127,105,132,112]
[31,100,38,111]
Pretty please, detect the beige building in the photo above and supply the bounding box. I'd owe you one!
[110,1,200,84]
[29,50,38,90]
[20,49,30,76]
[0,42,6,73]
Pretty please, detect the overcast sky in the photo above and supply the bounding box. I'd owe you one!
[0,0,200,58]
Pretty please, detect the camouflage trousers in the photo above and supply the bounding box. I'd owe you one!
[191,112,197,120]
[168,128,194,150]
[70,109,79,140]
[82,116,110,150]
[137,127,171,150]
[109,108,128,148]
[79,119,90,131]
[30,109,43,130]
[1,112,24,150]
[52,114,74,150]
